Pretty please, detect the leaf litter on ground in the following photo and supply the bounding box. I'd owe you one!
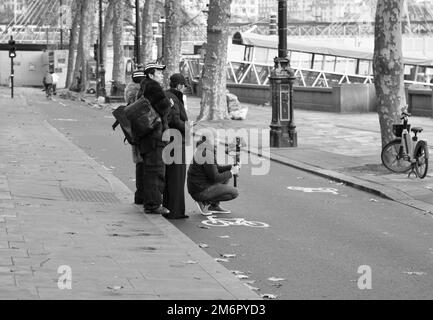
[245,283,260,291]
[268,277,286,282]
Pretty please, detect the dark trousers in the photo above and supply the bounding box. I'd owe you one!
[163,162,186,217]
[191,179,238,205]
[141,147,165,211]
[135,162,144,203]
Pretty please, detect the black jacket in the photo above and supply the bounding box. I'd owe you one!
[165,88,188,143]
[187,141,233,196]
[135,78,171,154]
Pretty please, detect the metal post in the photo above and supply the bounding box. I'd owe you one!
[269,0,297,148]
[60,0,63,49]
[278,0,287,59]
[95,40,99,97]
[161,20,165,63]
[9,35,15,99]
[135,0,140,66]
[11,57,14,99]
[98,0,106,98]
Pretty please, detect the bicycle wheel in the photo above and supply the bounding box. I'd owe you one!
[414,141,429,179]
[201,218,229,227]
[381,139,412,173]
[243,220,270,228]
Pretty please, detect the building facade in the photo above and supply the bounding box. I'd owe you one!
[0,0,28,24]
[258,0,278,19]
[286,0,376,22]
[231,0,259,21]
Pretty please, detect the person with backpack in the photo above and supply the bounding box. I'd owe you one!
[133,63,171,215]
[162,73,189,219]
[124,68,146,204]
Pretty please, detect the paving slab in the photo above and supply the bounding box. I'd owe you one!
[0,88,259,300]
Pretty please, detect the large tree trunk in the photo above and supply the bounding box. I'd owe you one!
[112,0,125,94]
[163,0,182,87]
[102,0,115,69]
[88,0,97,46]
[373,0,406,148]
[70,0,92,92]
[198,0,231,121]
[141,0,156,66]
[65,1,81,89]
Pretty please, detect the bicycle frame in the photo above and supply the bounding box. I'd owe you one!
[401,127,414,162]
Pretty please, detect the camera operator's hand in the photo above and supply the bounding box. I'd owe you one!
[230,165,240,176]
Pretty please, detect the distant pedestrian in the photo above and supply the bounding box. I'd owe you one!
[51,71,59,95]
[162,73,189,219]
[187,135,240,216]
[133,62,171,215]
[124,68,146,204]
[42,70,53,96]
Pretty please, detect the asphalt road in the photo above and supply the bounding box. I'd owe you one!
[27,88,433,299]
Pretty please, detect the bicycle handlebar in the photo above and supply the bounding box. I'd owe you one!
[401,112,411,120]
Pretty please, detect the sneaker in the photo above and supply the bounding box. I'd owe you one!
[208,204,231,214]
[145,206,170,215]
[196,201,212,216]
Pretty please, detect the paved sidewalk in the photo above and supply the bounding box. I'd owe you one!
[0,90,259,300]
[184,95,433,215]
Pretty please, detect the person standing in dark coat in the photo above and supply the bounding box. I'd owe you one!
[135,63,171,215]
[124,68,146,205]
[162,73,189,219]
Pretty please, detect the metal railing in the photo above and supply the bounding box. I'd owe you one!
[181,56,433,89]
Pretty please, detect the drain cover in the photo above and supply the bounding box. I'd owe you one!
[60,187,120,203]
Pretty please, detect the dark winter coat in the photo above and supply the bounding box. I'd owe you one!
[165,88,188,144]
[187,141,233,196]
[135,78,171,155]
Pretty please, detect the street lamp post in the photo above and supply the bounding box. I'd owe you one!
[98,0,106,99]
[135,0,140,66]
[158,17,166,63]
[269,0,297,148]
[8,36,16,99]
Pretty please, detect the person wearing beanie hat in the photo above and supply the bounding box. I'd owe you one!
[123,68,146,205]
[124,69,146,105]
[132,66,171,215]
[161,73,189,219]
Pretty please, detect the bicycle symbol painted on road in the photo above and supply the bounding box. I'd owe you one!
[201,216,269,228]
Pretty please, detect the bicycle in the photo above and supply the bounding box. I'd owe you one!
[381,108,429,179]
[201,216,269,228]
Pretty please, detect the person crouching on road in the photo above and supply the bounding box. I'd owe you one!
[187,135,240,216]
[135,63,171,215]
[124,68,146,205]
[162,73,189,220]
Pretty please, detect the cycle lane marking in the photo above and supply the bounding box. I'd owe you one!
[201,216,270,228]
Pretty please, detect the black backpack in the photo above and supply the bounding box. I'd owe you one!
[125,96,161,139]
[112,105,136,145]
